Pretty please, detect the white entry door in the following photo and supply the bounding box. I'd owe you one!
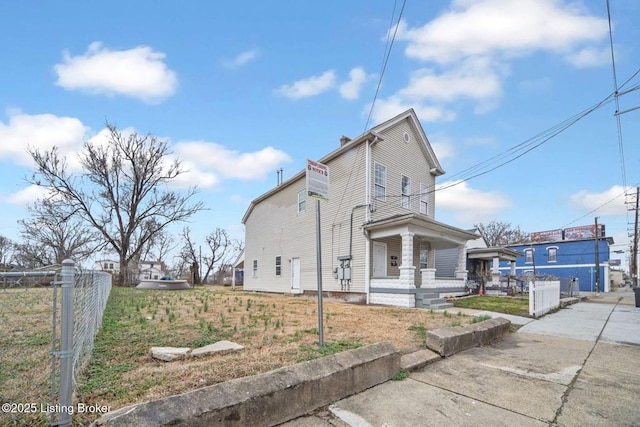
[291,257,300,291]
[373,242,387,277]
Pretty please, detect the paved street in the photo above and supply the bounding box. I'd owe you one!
[285,294,640,426]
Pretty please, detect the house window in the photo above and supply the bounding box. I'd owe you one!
[297,190,306,213]
[275,256,282,276]
[401,175,411,209]
[103,262,108,269]
[252,260,258,278]
[419,183,428,215]
[374,162,386,201]
[525,249,534,264]
[547,247,557,263]
[419,244,428,269]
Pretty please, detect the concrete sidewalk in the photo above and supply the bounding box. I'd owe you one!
[283,300,640,426]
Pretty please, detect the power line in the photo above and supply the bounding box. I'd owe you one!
[363,0,407,133]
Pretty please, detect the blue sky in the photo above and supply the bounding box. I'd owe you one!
[0,0,638,267]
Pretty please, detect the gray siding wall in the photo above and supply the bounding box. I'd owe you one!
[244,143,369,294]
[370,119,437,222]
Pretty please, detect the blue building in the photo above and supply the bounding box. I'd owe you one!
[500,234,613,292]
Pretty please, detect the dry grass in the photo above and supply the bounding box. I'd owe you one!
[0,287,59,427]
[2,285,475,426]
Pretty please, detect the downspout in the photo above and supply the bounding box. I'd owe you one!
[365,136,377,303]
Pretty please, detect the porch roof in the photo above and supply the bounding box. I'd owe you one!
[363,213,479,249]
[467,247,520,262]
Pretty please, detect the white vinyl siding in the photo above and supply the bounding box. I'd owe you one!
[401,175,411,209]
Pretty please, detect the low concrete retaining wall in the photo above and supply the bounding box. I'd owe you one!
[426,318,511,357]
[92,342,400,427]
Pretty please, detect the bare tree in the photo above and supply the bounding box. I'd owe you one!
[0,235,16,270]
[29,124,205,285]
[475,221,529,247]
[177,227,239,284]
[178,226,203,284]
[17,198,104,267]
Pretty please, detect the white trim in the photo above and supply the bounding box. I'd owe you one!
[419,183,428,215]
[297,189,306,214]
[401,175,411,209]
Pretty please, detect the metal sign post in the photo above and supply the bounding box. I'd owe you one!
[306,159,329,348]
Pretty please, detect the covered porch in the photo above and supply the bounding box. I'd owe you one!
[364,214,479,308]
[467,247,519,295]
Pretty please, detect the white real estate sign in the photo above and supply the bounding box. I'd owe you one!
[306,159,329,348]
[306,159,329,200]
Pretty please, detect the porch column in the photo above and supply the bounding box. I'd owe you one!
[399,232,416,287]
[510,261,516,276]
[454,244,468,280]
[491,257,500,274]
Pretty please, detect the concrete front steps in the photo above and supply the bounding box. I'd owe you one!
[415,292,453,310]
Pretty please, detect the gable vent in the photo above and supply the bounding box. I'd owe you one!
[403,132,410,143]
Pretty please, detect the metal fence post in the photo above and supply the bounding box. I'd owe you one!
[59,259,75,426]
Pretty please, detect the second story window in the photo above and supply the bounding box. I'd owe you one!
[420,183,428,215]
[401,175,411,209]
[525,248,534,264]
[374,162,386,201]
[547,247,557,263]
[297,190,306,213]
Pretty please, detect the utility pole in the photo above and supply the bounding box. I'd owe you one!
[594,217,600,295]
[633,187,639,288]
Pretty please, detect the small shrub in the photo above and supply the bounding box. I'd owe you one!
[393,369,410,381]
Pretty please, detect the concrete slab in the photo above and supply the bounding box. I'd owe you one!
[410,338,582,422]
[600,305,640,346]
[555,342,640,426]
[518,302,614,341]
[400,348,440,371]
[329,377,547,427]
[442,307,534,326]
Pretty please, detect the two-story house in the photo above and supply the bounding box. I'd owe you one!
[241,109,478,308]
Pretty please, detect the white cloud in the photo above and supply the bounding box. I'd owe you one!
[435,180,512,224]
[399,58,505,113]
[339,67,371,100]
[0,111,87,165]
[564,47,611,68]
[174,141,292,188]
[4,185,50,205]
[368,96,456,125]
[568,185,628,216]
[275,70,337,99]
[396,0,608,64]
[222,49,259,69]
[54,42,178,103]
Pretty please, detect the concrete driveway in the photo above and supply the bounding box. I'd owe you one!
[285,299,640,426]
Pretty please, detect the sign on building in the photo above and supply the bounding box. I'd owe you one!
[306,159,329,200]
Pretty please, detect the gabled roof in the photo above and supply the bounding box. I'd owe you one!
[242,109,443,223]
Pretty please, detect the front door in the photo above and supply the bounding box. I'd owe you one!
[373,242,387,277]
[291,257,300,291]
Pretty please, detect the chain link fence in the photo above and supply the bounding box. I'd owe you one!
[0,260,111,427]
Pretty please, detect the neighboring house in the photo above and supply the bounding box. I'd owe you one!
[93,259,120,275]
[500,225,613,292]
[241,109,478,308]
[138,260,166,281]
[435,230,520,294]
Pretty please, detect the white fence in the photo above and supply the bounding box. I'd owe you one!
[529,280,560,317]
